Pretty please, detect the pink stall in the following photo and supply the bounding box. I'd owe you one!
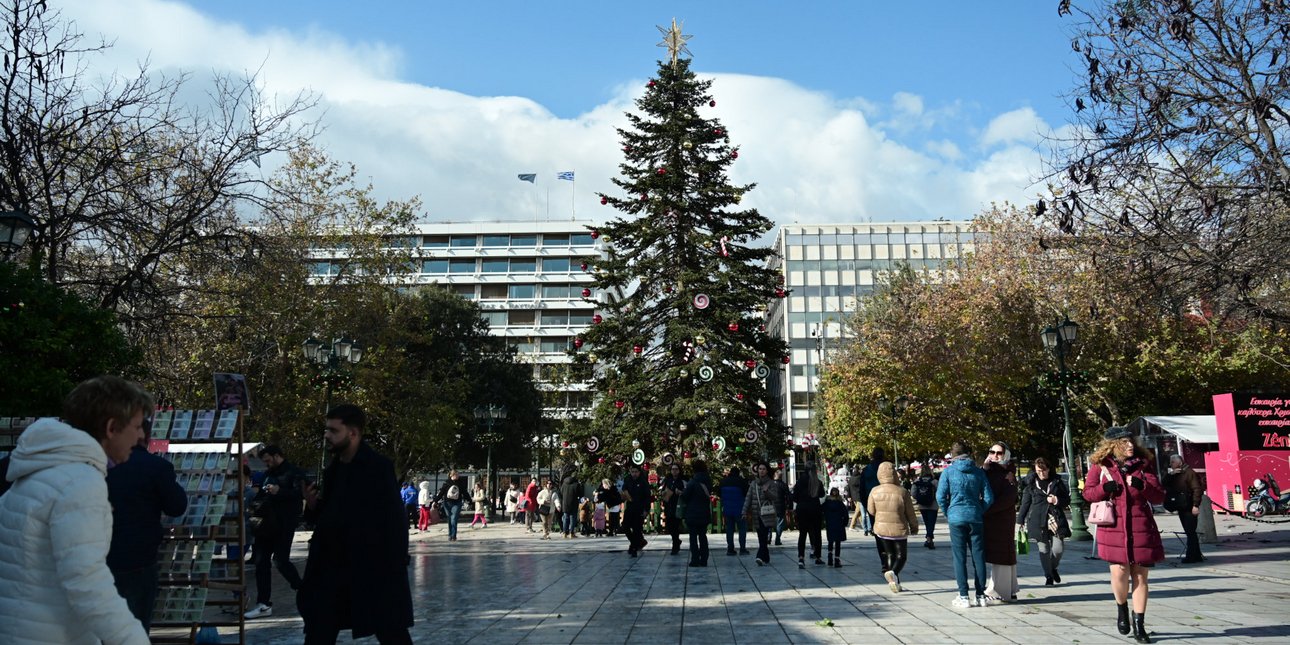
[1204,393,1290,514]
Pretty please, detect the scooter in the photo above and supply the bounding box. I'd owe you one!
[1246,473,1290,518]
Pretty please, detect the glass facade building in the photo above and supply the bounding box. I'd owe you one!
[766,221,978,438]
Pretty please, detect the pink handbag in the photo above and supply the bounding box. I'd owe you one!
[1088,466,1116,527]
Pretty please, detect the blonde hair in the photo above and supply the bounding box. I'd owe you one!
[1090,437,1154,466]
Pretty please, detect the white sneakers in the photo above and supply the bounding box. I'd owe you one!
[977,595,990,607]
[952,595,973,609]
[244,603,272,619]
[884,571,902,593]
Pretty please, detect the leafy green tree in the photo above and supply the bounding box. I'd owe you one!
[570,54,787,479]
[0,263,139,414]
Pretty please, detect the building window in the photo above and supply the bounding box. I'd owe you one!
[790,392,812,408]
[568,311,594,326]
[542,284,573,299]
[510,234,538,247]
[480,284,507,300]
[542,233,570,246]
[542,310,569,326]
[510,258,537,273]
[509,284,536,299]
[481,259,508,274]
[539,338,570,353]
[421,259,448,274]
[449,235,476,248]
[481,235,509,248]
[448,259,475,274]
[541,257,571,273]
[481,311,507,327]
[570,233,595,246]
[308,262,336,276]
[509,310,536,326]
[452,285,476,299]
[422,235,448,248]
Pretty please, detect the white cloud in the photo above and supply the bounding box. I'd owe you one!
[61,0,1053,226]
[980,107,1047,148]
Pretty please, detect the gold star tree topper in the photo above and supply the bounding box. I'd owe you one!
[656,18,692,68]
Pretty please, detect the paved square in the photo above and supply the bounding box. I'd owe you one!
[235,512,1290,644]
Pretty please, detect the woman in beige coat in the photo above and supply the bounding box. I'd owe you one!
[867,462,920,592]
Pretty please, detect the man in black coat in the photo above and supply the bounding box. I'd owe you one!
[245,444,307,620]
[559,471,582,538]
[621,464,652,557]
[298,404,413,644]
[106,437,188,631]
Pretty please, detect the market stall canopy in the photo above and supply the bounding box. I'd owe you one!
[1132,415,1218,444]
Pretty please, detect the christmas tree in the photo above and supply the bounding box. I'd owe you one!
[566,22,788,478]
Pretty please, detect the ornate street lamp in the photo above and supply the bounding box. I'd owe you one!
[302,335,364,480]
[474,404,508,507]
[878,394,910,468]
[0,210,36,258]
[1041,317,1090,541]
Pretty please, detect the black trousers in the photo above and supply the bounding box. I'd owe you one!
[622,508,646,551]
[875,536,908,576]
[665,510,682,550]
[920,508,938,542]
[688,524,709,565]
[255,524,303,605]
[1179,509,1203,560]
[797,509,822,559]
[755,516,773,562]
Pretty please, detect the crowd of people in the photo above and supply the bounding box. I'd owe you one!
[0,375,1203,645]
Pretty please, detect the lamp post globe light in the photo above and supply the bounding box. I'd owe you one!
[1041,317,1090,541]
[302,335,364,479]
[473,404,508,508]
[878,394,910,468]
[0,210,36,258]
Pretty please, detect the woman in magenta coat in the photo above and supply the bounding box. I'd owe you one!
[1083,427,1164,644]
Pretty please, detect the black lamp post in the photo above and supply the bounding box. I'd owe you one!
[0,210,36,259]
[877,394,910,468]
[303,335,364,479]
[1041,317,1090,541]
[473,404,507,506]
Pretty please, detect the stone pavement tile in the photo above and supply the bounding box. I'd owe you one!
[569,628,629,644]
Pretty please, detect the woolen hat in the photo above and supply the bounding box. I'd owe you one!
[1104,427,1132,440]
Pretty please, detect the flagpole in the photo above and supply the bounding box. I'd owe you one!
[571,172,576,220]
[546,186,550,221]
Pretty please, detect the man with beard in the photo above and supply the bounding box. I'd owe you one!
[297,405,413,644]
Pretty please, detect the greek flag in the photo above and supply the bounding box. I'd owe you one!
[557,171,575,181]
[517,173,536,183]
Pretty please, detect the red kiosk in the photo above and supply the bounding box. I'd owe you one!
[1205,393,1290,513]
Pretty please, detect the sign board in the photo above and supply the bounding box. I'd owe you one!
[1231,393,1290,450]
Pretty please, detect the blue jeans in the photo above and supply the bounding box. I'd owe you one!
[562,511,577,535]
[775,513,786,543]
[112,562,159,632]
[444,501,463,538]
[724,514,747,551]
[949,521,986,597]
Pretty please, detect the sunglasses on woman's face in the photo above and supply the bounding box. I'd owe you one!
[988,449,1004,455]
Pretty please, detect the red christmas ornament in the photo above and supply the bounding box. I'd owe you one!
[736,393,745,401]
[664,285,673,293]
[709,100,716,107]
[591,229,600,239]
[580,262,589,271]
[598,457,606,464]
[728,322,739,332]
[593,314,602,324]
[683,451,692,459]
[600,196,608,205]
[582,288,592,297]
[713,128,723,135]
[657,167,666,175]
[633,345,643,355]
[640,194,648,201]
[573,337,584,348]
[759,324,766,332]
[623,145,632,152]
[647,80,655,88]
[615,400,625,409]
[758,409,768,418]
[731,150,739,159]
[642,463,650,471]
[561,441,570,448]
[775,288,786,298]
[782,355,791,364]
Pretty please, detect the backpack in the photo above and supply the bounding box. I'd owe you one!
[447,484,460,500]
[912,478,935,506]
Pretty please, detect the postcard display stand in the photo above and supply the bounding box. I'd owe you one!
[149,408,247,645]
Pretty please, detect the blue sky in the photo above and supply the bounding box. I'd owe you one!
[64,0,1081,224]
